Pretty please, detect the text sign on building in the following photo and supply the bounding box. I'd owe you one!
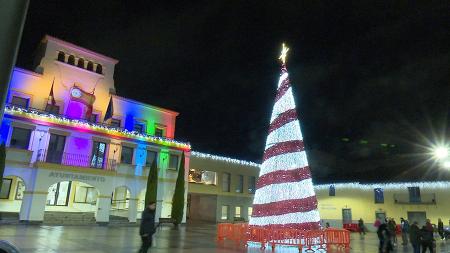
[48,171,106,183]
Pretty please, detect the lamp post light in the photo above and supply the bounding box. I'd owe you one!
[433,146,449,160]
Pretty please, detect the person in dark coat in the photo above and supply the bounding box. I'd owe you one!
[358,218,366,236]
[139,202,156,253]
[420,225,434,253]
[377,222,393,253]
[409,221,420,253]
[438,218,444,240]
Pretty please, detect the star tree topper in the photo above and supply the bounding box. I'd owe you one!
[279,43,289,65]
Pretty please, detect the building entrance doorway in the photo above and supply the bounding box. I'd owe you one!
[342,208,352,224]
[376,211,386,222]
[408,211,427,227]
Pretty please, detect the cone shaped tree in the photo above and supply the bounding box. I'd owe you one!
[249,44,321,230]
[144,159,158,206]
[171,152,185,225]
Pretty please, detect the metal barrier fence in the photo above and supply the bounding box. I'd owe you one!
[217,223,350,252]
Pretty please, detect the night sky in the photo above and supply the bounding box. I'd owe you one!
[16,1,449,182]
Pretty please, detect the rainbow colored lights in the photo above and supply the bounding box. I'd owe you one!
[4,105,190,150]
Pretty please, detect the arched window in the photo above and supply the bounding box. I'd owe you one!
[57,51,65,62]
[77,58,85,68]
[95,64,103,74]
[87,61,94,71]
[67,55,75,65]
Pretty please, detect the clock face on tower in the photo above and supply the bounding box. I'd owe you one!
[71,88,82,98]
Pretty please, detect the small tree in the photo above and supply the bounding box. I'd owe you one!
[144,159,158,207]
[0,143,5,192]
[171,152,185,225]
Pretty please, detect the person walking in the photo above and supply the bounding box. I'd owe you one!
[438,218,444,240]
[388,218,397,246]
[139,202,156,253]
[420,225,434,253]
[377,222,393,253]
[400,218,410,245]
[358,218,366,237]
[374,218,382,229]
[409,221,420,253]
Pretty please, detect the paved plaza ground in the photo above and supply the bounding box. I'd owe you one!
[1,222,449,252]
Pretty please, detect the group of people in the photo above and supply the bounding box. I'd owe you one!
[374,217,446,253]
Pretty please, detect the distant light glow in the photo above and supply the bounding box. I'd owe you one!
[443,161,450,169]
[433,146,449,160]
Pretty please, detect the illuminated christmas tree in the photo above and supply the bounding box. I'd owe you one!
[249,44,321,230]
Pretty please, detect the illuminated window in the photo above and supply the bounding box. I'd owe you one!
[91,142,106,168]
[74,186,97,204]
[236,175,244,193]
[222,173,231,192]
[121,146,134,164]
[67,55,75,65]
[188,169,217,185]
[374,188,384,203]
[9,127,31,150]
[11,96,29,108]
[221,205,229,220]
[235,206,241,218]
[248,207,253,218]
[77,58,85,68]
[15,179,25,200]
[248,176,256,194]
[169,154,179,169]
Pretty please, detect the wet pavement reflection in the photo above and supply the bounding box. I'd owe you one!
[1,223,449,252]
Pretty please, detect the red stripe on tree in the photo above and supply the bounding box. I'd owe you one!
[268,109,298,134]
[262,140,305,161]
[252,196,318,217]
[274,77,291,103]
[256,166,311,189]
[250,221,322,231]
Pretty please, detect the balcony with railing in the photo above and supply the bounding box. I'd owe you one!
[37,149,117,171]
[4,103,191,150]
[393,193,436,205]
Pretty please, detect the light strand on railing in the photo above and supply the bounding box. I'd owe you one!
[191,151,260,167]
[314,181,450,190]
[4,105,191,150]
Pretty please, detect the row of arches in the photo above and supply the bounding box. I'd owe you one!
[57,51,103,74]
[0,175,147,223]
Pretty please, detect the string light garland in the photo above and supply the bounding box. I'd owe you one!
[314,181,450,190]
[4,105,191,150]
[191,151,260,167]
